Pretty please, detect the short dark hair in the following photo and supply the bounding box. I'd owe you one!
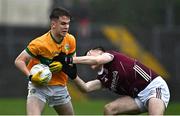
[84,46,106,55]
[49,7,72,20]
[91,46,106,52]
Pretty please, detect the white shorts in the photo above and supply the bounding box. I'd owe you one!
[134,76,170,112]
[27,82,71,107]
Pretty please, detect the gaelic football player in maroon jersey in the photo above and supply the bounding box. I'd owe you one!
[70,47,170,115]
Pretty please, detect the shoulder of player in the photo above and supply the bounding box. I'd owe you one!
[106,50,127,58]
[65,33,76,40]
[30,32,50,45]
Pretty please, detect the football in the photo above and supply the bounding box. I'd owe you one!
[30,64,52,83]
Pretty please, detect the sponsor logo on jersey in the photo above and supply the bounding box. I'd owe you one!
[111,71,119,91]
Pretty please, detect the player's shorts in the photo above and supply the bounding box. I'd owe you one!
[27,82,71,107]
[134,76,170,112]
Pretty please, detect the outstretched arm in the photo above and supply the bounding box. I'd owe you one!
[73,76,102,93]
[73,53,114,65]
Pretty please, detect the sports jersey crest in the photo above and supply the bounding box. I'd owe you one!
[64,44,70,52]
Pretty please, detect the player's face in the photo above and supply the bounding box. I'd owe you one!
[87,50,101,56]
[87,50,102,70]
[52,16,70,37]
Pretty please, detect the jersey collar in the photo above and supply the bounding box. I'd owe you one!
[50,31,64,44]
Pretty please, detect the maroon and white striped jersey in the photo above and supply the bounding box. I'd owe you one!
[97,51,159,97]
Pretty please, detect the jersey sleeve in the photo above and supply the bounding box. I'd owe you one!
[68,34,76,56]
[25,39,41,58]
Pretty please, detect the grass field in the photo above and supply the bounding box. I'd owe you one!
[0,98,179,115]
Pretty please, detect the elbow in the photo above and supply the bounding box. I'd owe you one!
[14,58,22,68]
[14,57,21,67]
[79,87,91,93]
[14,58,18,67]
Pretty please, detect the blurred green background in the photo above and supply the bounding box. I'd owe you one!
[0,98,179,115]
[0,0,180,115]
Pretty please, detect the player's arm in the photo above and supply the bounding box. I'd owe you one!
[73,76,102,93]
[15,50,49,85]
[73,53,114,65]
[14,50,32,77]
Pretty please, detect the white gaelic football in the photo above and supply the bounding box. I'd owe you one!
[30,64,52,83]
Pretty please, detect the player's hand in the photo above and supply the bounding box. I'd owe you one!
[49,61,63,73]
[53,53,73,64]
[62,64,77,80]
[29,71,48,85]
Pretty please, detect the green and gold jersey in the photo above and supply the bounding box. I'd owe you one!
[26,31,76,86]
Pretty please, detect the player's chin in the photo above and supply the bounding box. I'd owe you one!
[61,32,67,36]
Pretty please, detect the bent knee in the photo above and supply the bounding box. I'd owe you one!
[104,104,118,115]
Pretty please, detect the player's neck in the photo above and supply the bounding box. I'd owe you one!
[50,31,63,43]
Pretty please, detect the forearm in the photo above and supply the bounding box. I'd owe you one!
[73,76,90,93]
[72,53,113,65]
[73,56,98,65]
[15,60,30,77]
[14,50,31,77]
[73,76,102,93]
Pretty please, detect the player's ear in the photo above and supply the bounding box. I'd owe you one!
[51,20,56,28]
[52,24,56,28]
